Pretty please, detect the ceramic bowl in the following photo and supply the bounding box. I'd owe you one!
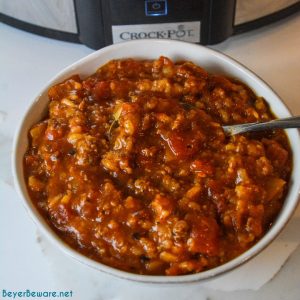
[12,39,300,283]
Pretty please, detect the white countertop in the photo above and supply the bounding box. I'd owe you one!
[1,12,300,300]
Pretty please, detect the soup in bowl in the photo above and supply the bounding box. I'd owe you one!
[12,40,300,283]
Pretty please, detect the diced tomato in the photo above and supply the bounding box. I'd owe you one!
[187,216,219,256]
[162,131,202,159]
[92,81,111,101]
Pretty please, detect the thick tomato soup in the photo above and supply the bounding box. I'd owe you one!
[24,57,291,275]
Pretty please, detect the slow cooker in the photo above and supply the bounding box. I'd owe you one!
[1,0,299,49]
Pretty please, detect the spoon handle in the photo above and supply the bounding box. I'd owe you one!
[223,116,300,135]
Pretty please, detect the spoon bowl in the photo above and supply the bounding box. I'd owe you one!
[223,116,300,135]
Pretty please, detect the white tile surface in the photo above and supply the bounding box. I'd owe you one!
[1,11,300,299]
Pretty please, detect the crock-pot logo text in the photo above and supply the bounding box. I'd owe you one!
[112,22,201,44]
[119,25,194,41]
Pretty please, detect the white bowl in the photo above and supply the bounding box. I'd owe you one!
[12,39,300,284]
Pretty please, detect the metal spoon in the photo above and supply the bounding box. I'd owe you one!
[222,116,300,135]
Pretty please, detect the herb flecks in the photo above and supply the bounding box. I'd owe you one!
[108,104,123,134]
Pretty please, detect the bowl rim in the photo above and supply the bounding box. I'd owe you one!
[12,39,300,284]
